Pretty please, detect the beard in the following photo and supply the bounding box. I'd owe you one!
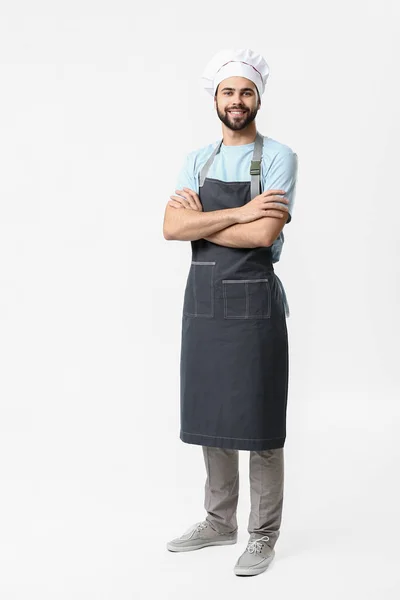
[216,103,258,131]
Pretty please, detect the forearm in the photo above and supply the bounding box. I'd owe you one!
[204,219,267,248]
[165,207,239,241]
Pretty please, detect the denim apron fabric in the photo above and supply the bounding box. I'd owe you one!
[179,131,290,451]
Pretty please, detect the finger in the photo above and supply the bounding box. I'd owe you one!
[264,195,289,204]
[262,209,286,218]
[174,190,196,210]
[170,194,190,207]
[263,190,287,197]
[183,187,202,210]
[263,194,289,203]
[168,200,185,208]
[176,189,198,210]
[169,196,183,205]
[265,202,289,211]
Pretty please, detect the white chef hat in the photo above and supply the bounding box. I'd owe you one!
[201,48,270,99]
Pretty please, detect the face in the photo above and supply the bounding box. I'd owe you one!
[214,76,260,131]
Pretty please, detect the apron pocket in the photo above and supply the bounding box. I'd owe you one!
[183,261,215,318]
[222,278,271,319]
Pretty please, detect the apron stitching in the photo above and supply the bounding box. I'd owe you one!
[181,430,285,441]
[223,279,269,283]
[211,268,215,316]
[223,280,227,317]
[193,264,197,316]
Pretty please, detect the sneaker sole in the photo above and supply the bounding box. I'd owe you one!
[167,537,238,552]
[234,550,275,576]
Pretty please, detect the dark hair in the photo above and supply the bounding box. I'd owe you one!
[214,83,260,104]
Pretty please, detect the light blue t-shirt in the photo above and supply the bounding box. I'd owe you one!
[175,135,298,262]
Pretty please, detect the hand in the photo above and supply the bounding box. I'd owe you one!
[168,187,203,211]
[235,189,289,224]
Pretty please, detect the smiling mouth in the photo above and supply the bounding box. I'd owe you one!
[228,110,247,116]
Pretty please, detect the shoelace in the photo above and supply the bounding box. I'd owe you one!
[180,521,208,539]
[246,534,270,554]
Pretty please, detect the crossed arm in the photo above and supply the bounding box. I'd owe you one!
[202,216,288,248]
[163,188,289,248]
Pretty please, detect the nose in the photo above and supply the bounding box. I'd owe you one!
[231,92,242,103]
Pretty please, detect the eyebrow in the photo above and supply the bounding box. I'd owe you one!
[220,87,255,92]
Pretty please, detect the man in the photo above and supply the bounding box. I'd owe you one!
[163,48,298,577]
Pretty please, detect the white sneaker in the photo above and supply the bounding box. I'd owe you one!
[167,520,238,552]
[234,534,275,576]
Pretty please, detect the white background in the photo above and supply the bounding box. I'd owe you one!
[0,1,399,598]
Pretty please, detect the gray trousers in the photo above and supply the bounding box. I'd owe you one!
[202,446,284,549]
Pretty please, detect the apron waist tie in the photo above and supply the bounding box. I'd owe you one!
[274,273,290,318]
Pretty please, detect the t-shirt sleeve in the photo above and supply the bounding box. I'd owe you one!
[175,152,199,196]
[263,151,298,224]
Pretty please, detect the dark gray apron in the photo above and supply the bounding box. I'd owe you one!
[179,131,290,451]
